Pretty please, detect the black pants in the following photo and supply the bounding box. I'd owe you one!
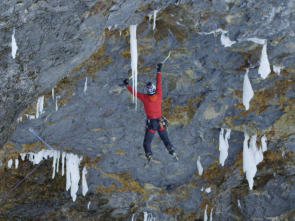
[143,118,174,157]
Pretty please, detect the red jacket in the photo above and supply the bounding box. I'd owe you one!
[127,73,162,119]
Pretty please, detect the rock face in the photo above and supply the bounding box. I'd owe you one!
[0,0,295,220]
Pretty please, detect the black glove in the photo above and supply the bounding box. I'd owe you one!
[123,79,129,86]
[157,63,162,72]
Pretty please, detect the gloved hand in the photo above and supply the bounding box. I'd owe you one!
[157,63,162,72]
[123,79,129,86]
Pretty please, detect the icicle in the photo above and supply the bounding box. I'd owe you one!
[17,117,23,123]
[82,166,88,196]
[130,25,138,110]
[66,153,82,201]
[20,153,26,161]
[87,201,91,209]
[197,156,203,175]
[261,135,267,152]
[132,214,135,221]
[52,88,55,100]
[238,200,242,208]
[62,152,66,176]
[210,208,213,221]
[204,205,208,221]
[153,10,160,30]
[56,151,60,173]
[15,159,19,169]
[143,212,155,221]
[219,128,231,166]
[36,96,44,119]
[243,69,254,110]
[7,159,13,168]
[56,99,58,111]
[258,41,271,79]
[84,77,88,93]
[52,151,57,179]
[11,28,18,59]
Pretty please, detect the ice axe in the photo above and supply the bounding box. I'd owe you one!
[161,50,171,64]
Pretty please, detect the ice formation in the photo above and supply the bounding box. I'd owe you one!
[205,187,211,193]
[52,88,55,100]
[243,69,254,110]
[273,65,284,75]
[82,166,88,196]
[11,28,18,59]
[87,201,91,209]
[15,159,19,169]
[143,212,156,221]
[130,25,138,109]
[19,149,86,202]
[258,41,271,79]
[243,133,266,189]
[204,204,208,221]
[153,10,160,30]
[197,156,203,175]
[198,28,236,47]
[84,77,88,93]
[36,96,44,119]
[219,128,231,166]
[210,208,213,221]
[7,159,13,168]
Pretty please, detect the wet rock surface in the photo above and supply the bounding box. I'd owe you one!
[0,0,295,220]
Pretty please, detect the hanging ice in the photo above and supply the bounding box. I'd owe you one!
[11,28,18,59]
[143,212,156,221]
[243,69,254,110]
[87,201,91,209]
[82,166,88,196]
[258,41,271,79]
[130,25,138,109]
[18,149,85,202]
[210,208,213,221]
[15,159,19,169]
[36,96,44,119]
[52,88,55,100]
[153,10,160,30]
[261,135,267,152]
[66,153,83,201]
[84,77,88,93]
[243,133,265,190]
[273,65,284,75]
[17,117,23,123]
[219,128,231,166]
[7,159,13,168]
[204,205,208,221]
[62,152,66,176]
[197,156,203,175]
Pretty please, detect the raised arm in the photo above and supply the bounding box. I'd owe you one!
[156,63,162,97]
[123,79,144,101]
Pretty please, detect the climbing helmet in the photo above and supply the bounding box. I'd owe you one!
[146,82,156,95]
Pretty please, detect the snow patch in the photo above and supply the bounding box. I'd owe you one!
[205,187,211,193]
[219,128,231,166]
[11,28,18,59]
[197,156,203,175]
[25,114,36,120]
[198,28,236,47]
[243,69,254,110]
[17,117,23,123]
[130,25,138,109]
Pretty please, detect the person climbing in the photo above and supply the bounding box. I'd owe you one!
[123,63,178,166]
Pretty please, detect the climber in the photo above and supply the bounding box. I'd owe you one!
[123,63,178,166]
